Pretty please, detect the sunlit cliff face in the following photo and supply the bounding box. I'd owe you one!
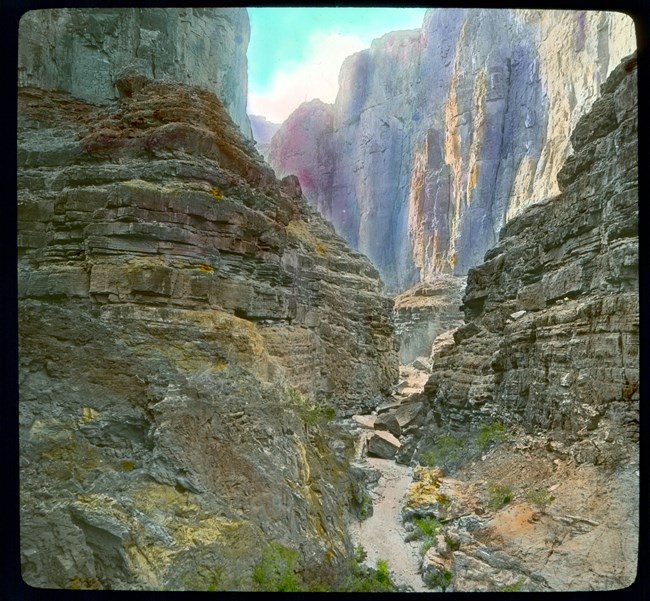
[267,9,636,291]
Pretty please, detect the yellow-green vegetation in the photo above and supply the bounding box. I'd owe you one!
[488,483,513,510]
[405,516,443,556]
[197,263,213,273]
[420,433,466,467]
[498,576,525,592]
[445,534,460,552]
[286,219,330,257]
[244,541,397,592]
[526,488,556,507]
[476,420,508,450]
[120,459,136,471]
[358,493,373,520]
[406,466,443,508]
[341,556,396,592]
[252,542,302,592]
[209,187,223,200]
[288,387,335,425]
[424,568,453,591]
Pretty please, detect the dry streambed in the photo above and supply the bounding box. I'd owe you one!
[347,457,428,592]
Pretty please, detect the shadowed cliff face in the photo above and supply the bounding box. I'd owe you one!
[18,10,399,590]
[267,9,636,291]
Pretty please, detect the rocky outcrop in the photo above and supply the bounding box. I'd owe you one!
[393,277,465,364]
[400,53,638,592]
[268,9,636,291]
[18,8,253,138]
[249,114,281,159]
[18,11,399,590]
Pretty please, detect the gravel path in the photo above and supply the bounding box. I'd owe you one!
[348,457,427,592]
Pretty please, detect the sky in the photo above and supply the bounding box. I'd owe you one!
[247,7,428,124]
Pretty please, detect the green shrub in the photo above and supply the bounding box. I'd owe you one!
[424,569,452,591]
[252,542,303,592]
[407,516,443,556]
[419,537,436,556]
[288,388,335,425]
[413,516,442,538]
[488,483,513,510]
[445,535,460,552]
[358,494,373,520]
[499,577,525,592]
[354,545,367,564]
[476,420,507,450]
[420,434,465,467]
[526,489,556,507]
[342,558,396,592]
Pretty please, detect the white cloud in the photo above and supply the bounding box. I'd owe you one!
[248,31,367,124]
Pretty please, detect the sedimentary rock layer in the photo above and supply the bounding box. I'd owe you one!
[401,51,638,593]
[18,18,398,588]
[392,277,465,365]
[268,9,636,291]
[421,52,638,464]
[18,7,253,138]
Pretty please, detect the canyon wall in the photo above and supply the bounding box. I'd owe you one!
[18,8,253,138]
[418,51,638,463]
[267,9,636,291]
[18,9,398,590]
[249,114,281,158]
[403,52,639,591]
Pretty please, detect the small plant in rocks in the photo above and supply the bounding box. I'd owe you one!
[488,483,513,510]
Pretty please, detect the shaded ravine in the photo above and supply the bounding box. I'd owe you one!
[348,457,427,592]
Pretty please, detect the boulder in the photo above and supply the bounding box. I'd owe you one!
[374,413,401,438]
[368,431,401,459]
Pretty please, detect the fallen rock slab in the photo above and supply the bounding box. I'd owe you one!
[352,414,376,429]
[374,413,401,438]
[368,430,401,459]
[394,401,425,429]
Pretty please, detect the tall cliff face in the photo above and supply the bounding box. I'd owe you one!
[18,8,253,138]
[267,9,636,291]
[18,10,398,590]
[418,53,638,448]
[403,52,638,593]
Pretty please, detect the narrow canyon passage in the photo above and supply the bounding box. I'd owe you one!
[346,362,433,591]
[348,457,427,592]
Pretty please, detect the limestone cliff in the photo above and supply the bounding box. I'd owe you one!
[408,53,638,591]
[18,8,253,138]
[267,9,636,291]
[18,9,398,590]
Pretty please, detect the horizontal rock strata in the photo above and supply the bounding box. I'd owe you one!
[18,14,399,587]
[393,276,465,364]
[405,53,638,592]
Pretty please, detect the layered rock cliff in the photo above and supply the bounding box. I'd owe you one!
[18,8,253,138]
[405,53,638,591]
[18,9,398,590]
[267,9,636,291]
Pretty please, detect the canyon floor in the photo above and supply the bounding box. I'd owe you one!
[348,457,426,592]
